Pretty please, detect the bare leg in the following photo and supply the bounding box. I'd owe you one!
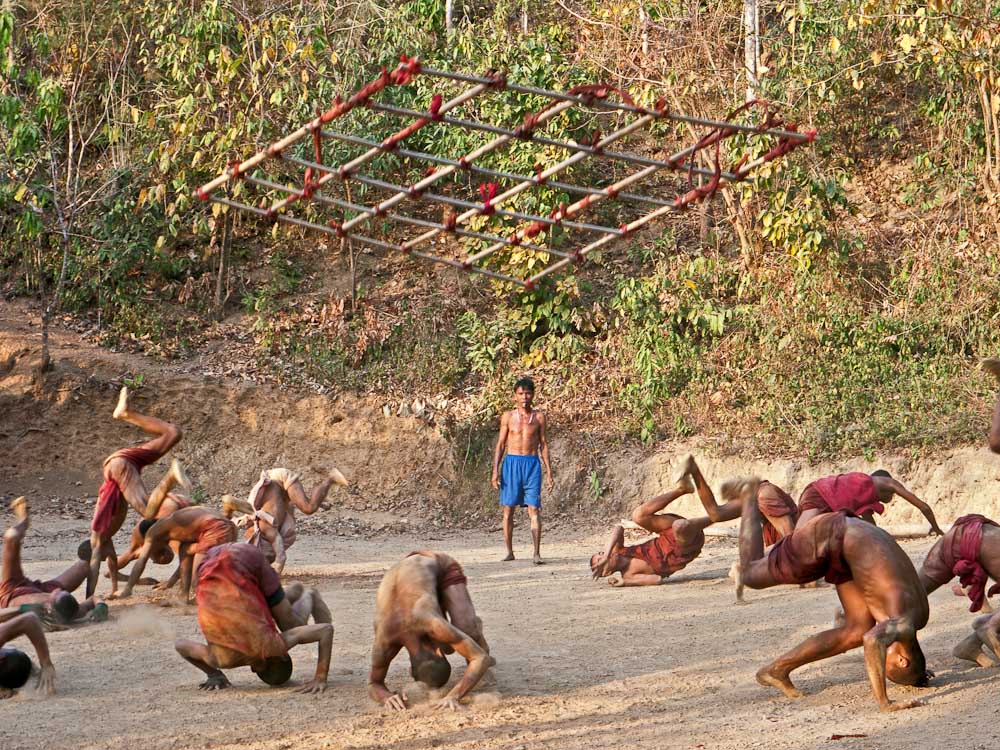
[286,468,348,515]
[952,631,996,667]
[113,386,183,457]
[631,483,695,534]
[143,461,190,519]
[528,506,542,564]
[974,610,1000,660]
[286,583,332,625]
[501,506,515,561]
[756,581,873,698]
[2,497,29,584]
[682,456,742,523]
[983,359,1000,454]
[48,560,89,594]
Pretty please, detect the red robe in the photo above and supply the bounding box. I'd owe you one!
[92,446,163,536]
[758,480,798,546]
[617,515,705,578]
[798,472,884,518]
[921,514,1000,612]
[196,544,287,661]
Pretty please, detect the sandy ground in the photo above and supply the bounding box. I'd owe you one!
[2,517,999,750]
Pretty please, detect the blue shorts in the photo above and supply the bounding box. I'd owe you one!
[499,454,542,508]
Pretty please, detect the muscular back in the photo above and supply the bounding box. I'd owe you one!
[154,507,227,544]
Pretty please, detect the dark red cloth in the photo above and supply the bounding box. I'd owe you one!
[0,575,62,607]
[405,552,469,592]
[187,517,237,555]
[758,480,797,546]
[617,516,705,578]
[196,544,287,661]
[922,514,1000,612]
[91,447,163,536]
[798,473,884,518]
[767,512,852,585]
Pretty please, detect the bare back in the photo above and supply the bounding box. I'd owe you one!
[154,507,228,544]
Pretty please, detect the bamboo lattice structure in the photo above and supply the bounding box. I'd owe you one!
[196,56,816,289]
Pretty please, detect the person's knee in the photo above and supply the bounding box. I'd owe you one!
[630,506,650,527]
[2,527,19,542]
[166,424,183,445]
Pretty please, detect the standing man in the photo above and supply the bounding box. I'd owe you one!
[492,377,553,564]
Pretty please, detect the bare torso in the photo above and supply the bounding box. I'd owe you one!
[153,507,228,545]
[504,409,544,455]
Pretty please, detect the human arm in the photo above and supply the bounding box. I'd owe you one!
[887,480,943,535]
[423,615,490,708]
[537,412,553,492]
[115,540,157,598]
[492,413,509,489]
[591,526,625,579]
[280,622,334,694]
[0,613,55,695]
[862,619,924,712]
[368,639,406,710]
[174,638,231,690]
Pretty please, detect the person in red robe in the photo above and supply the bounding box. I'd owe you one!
[920,514,1000,667]
[737,485,931,712]
[109,491,192,590]
[174,543,333,693]
[1,497,104,624]
[115,507,237,602]
[589,467,755,587]
[86,386,191,599]
[797,470,943,536]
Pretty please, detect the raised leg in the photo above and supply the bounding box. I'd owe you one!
[113,386,183,457]
[287,468,348,515]
[630,482,695,534]
[501,506,515,561]
[2,497,29,584]
[143,460,189,519]
[48,560,89,594]
[683,456,742,523]
[527,506,543,564]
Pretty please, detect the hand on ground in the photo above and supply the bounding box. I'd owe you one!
[199,674,231,691]
[384,692,407,711]
[36,664,56,696]
[433,697,462,711]
[294,679,327,695]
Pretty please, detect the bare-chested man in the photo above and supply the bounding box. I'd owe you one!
[918,513,1000,667]
[738,482,931,712]
[223,467,348,573]
[87,386,191,598]
[0,612,55,698]
[796,470,943,536]
[109,488,192,590]
[983,358,1000,454]
[115,506,237,601]
[589,467,755,587]
[174,543,333,692]
[369,551,493,710]
[1,497,105,626]
[492,377,553,564]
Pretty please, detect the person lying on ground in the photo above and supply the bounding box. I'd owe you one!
[174,543,333,693]
[0,497,106,627]
[737,482,932,712]
[369,550,493,711]
[87,385,190,598]
[589,466,756,587]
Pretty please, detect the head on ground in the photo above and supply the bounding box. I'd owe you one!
[152,546,175,565]
[139,519,157,536]
[589,552,620,579]
[870,469,895,503]
[0,648,32,690]
[886,639,931,687]
[48,591,79,623]
[251,654,293,686]
[410,645,452,688]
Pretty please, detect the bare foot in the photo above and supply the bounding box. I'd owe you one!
[674,455,696,492]
[533,554,544,565]
[952,639,995,667]
[981,358,1000,382]
[170,459,191,491]
[329,467,349,487]
[730,563,746,603]
[10,496,27,521]
[502,552,515,562]
[113,385,130,419]
[756,666,803,698]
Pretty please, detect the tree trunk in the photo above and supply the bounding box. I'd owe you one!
[215,202,233,319]
[743,0,759,102]
[445,0,453,33]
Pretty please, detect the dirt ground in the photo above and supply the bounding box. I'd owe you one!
[2,519,1000,750]
[3,304,1000,749]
